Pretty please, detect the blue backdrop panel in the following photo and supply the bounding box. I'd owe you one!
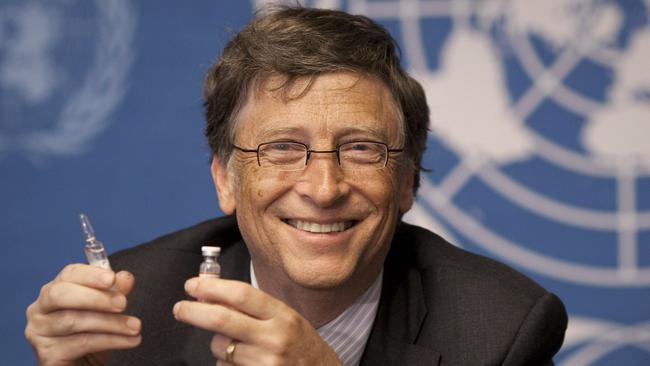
[2,1,649,365]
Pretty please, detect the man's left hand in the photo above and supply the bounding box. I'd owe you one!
[173,277,342,366]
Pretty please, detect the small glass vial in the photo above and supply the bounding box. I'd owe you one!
[199,246,221,278]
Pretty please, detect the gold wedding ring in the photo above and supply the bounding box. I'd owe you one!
[225,340,238,363]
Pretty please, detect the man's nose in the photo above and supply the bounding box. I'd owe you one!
[293,152,349,207]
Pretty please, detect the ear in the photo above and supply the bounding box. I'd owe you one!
[399,168,415,214]
[211,156,236,214]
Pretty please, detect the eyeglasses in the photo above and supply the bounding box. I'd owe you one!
[232,141,404,171]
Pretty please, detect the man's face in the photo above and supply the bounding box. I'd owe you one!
[212,73,414,292]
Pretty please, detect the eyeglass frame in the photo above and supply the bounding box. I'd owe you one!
[231,140,404,171]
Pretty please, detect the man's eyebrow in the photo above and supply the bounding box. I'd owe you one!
[253,124,392,142]
[333,126,390,142]
[256,126,305,141]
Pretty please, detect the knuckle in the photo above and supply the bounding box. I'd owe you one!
[265,313,303,353]
[33,337,58,364]
[283,312,302,334]
[24,324,36,343]
[207,308,229,330]
[38,283,51,302]
[59,310,78,334]
[25,312,44,338]
[60,263,80,280]
[78,333,91,350]
[25,302,36,319]
[267,331,290,353]
[26,305,47,329]
[229,286,248,307]
[46,283,65,305]
[91,293,110,310]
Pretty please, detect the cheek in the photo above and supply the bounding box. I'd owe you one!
[348,170,401,209]
[236,167,295,208]
[378,169,410,213]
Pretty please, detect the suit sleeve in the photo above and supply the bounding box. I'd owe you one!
[501,292,568,366]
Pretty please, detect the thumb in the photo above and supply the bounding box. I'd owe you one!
[115,270,136,296]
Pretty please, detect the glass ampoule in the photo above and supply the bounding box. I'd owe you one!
[79,213,111,270]
[199,246,221,278]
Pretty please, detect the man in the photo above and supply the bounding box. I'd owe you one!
[25,6,567,366]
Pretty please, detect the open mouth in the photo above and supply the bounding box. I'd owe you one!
[284,219,357,233]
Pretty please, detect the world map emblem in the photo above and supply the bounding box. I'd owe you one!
[254,0,650,364]
[0,0,135,161]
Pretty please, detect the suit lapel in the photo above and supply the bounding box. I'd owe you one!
[361,334,441,366]
[360,236,441,366]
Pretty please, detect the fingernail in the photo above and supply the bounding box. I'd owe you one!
[112,295,126,309]
[101,272,114,286]
[126,317,140,331]
[173,302,181,316]
[128,335,141,344]
[185,278,198,293]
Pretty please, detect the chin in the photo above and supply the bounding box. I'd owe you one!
[284,261,357,290]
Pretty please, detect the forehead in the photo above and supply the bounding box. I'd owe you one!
[233,73,403,143]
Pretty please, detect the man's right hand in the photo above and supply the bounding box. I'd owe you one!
[25,264,142,366]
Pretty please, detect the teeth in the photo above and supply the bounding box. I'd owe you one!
[288,220,351,233]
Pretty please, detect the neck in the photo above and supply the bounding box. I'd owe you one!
[251,262,381,328]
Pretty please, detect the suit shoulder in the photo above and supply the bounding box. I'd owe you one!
[110,215,240,263]
[393,221,549,299]
[390,222,567,364]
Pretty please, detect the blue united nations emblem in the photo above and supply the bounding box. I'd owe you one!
[398,0,650,288]
[0,0,135,161]
[258,1,649,364]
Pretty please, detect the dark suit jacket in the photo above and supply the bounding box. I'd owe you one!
[107,215,567,365]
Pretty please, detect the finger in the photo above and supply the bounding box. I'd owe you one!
[173,300,259,343]
[56,263,116,290]
[30,309,141,337]
[32,332,141,363]
[115,271,135,296]
[211,333,231,360]
[211,334,265,366]
[184,278,284,320]
[38,281,126,314]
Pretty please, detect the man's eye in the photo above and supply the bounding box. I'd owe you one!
[272,143,291,151]
[342,142,382,153]
[268,142,302,151]
[350,143,370,151]
[262,142,305,155]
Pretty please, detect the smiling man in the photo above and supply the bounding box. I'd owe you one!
[25,6,567,366]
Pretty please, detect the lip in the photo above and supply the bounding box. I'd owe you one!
[284,219,356,233]
[281,218,359,246]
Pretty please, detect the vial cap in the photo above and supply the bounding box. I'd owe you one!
[201,246,221,256]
